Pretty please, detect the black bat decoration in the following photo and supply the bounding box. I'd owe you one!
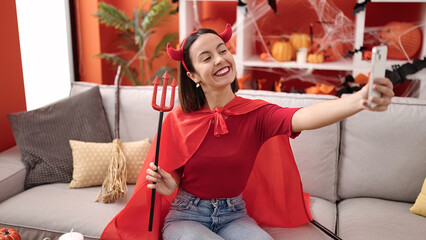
[345,46,366,58]
[237,0,247,7]
[386,57,426,85]
[268,0,277,15]
[353,0,371,16]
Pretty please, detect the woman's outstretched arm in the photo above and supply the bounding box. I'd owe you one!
[291,77,394,133]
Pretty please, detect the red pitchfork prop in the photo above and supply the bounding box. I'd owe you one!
[148,72,177,231]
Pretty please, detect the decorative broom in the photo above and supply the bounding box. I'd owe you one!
[95,65,128,203]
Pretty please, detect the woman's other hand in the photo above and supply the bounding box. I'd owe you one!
[146,163,181,196]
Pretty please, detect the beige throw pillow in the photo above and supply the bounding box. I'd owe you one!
[69,139,150,188]
[410,177,426,217]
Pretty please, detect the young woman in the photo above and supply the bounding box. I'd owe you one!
[101,24,394,240]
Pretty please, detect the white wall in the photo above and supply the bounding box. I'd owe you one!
[16,0,74,110]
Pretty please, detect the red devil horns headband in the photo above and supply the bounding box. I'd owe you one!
[167,23,233,72]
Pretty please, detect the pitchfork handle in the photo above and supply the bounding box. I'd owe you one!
[148,111,164,231]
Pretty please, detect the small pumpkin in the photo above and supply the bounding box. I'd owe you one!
[307,53,324,63]
[271,41,293,62]
[379,21,422,60]
[290,32,311,58]
[260,52,270,61]
[363,50,372,60]
[0,228,21,240]
[311,38,343,62]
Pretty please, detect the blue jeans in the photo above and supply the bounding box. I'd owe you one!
[162,189,273,240]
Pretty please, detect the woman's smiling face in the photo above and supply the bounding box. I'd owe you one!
[187,33,236,91]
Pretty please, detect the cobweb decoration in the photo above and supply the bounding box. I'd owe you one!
[308,0,355,54]
[364,22,424,62]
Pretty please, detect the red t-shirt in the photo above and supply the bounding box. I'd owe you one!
[180,105,300,199]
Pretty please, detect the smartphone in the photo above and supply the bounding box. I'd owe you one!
[368,45,387,108]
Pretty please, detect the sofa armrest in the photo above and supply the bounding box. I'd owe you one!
[0,146,26,202]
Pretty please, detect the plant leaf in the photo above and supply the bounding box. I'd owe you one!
[142,0,174,32]
[96,53,139,85]
[94,2,132,32]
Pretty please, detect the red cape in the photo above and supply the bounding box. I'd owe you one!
[101,96,312,240]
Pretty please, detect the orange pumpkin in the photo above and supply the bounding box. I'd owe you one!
[307,53,324,63]
[260,52,270,61]
[363,50,372,60]
[379,21,422,60]
[290,32,311,59]
[0,228,21,240]
[271,41,293,62]
[311,38,343,62]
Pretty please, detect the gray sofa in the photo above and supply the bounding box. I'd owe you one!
[0,81,425,240]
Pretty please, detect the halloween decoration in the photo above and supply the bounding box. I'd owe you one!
[345,46,366,58]
[311,38,344,62]
[149,72,177,231]
[95,66,128,203]
[379,22,422,60]
[307,53,324,64]
[354,73,369,85]
[385,57,426,85]
[336,75,362,97]
[363,50,372,60]
[305,83,334,95]
[268,0,277,14]
[352,0,371,15]
[274,78,283,92]
[271,41,293,62]
[200,18,236,54]
[0,228,21,240]
[260,52,271,61]
[237,73,252,89]
[290,32,311,59]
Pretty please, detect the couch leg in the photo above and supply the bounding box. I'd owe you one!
[311,219,342,240]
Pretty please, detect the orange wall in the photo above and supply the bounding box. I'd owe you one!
[74,0,103,84]
[0,0,26,152]
[75,0,179,85]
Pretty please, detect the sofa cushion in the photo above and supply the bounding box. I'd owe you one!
[410,177,426,217]
[237,90,340,202]
[7,86,112,189]
[69,139,150,188]
[263,196,337,240]
[0,183,134,239]
[70,82,178,142]
[338,198,426,240]
[339,96,426,202]
[0,146,25,202]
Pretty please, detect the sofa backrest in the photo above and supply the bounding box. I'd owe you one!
[70,82,178,142]
[70,82,340,202]
[339,96,426,203]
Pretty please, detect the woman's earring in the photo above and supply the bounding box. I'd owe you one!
[196,82,200,88]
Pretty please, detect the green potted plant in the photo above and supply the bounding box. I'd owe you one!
[94,0,178,85]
